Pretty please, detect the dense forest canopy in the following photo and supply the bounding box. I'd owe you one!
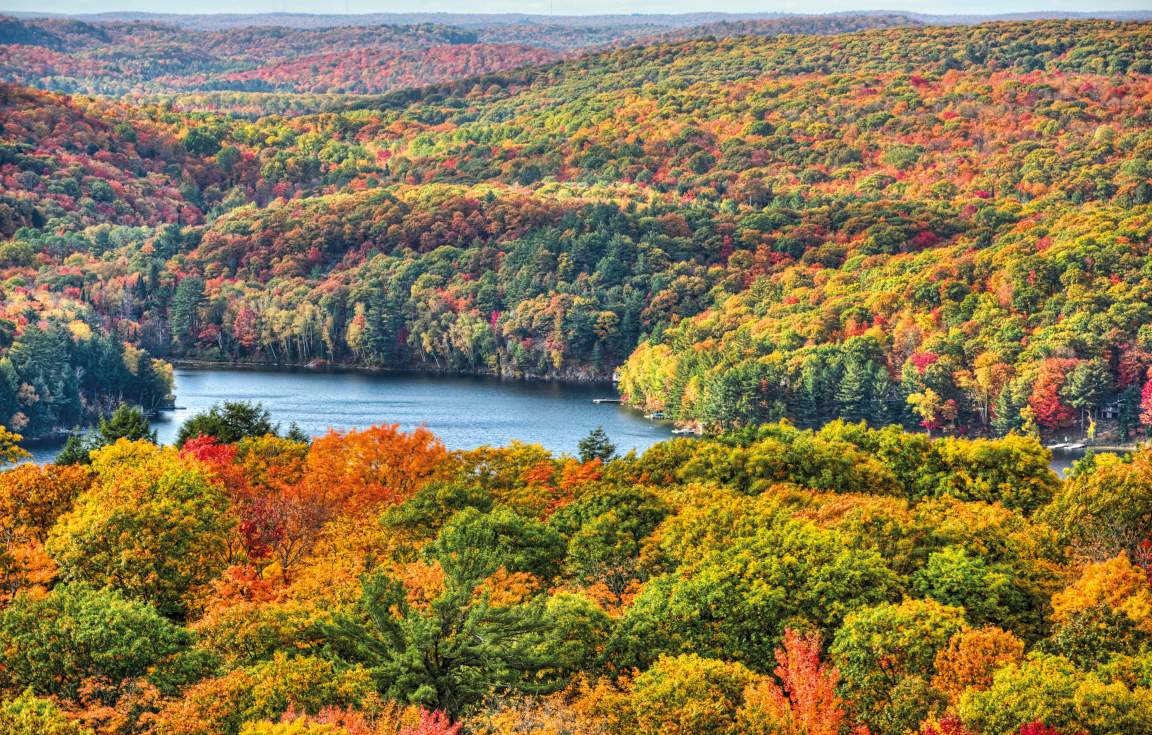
[2,19,1151,438]
[1,410,1151,734]
[4,12,1152,735]
[0,13,919,97]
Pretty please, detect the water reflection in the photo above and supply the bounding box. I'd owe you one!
[22,367,672,464]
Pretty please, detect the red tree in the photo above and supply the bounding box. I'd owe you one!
[1139,375,1152,427]
[398,709,461,735]
[1029,359,1077,431]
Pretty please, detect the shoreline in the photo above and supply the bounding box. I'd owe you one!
[16,364,629,449]
[19,361,1146,459]
[170,358,618,386]
[1049,443,1139,453]
[16,367,665,464]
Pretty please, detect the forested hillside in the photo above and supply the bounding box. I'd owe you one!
[2,414,1152,734]
[0,14,917,97]
[0,86,175,437]
[0,17,559,96]
[1,20,1151,438]
[6,13,1152,735]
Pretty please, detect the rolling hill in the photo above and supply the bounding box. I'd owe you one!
[1,19,1150,437]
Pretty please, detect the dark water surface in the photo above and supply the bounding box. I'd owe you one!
[23,367,1119,473]
[1047,446,1129,476]
[23,367,671,463]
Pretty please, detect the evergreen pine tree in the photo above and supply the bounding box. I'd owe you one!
[579,426,617,463]
[97,404,156,445]
[168,276,205,352]
[835,357,870,424]
[868,363,894,426]
[992,383,1024,436]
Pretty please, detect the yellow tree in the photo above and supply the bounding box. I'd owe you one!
[0,426,29,466]
[0,464,92,601]
[931,626,1025,704]
[47,440,234,617]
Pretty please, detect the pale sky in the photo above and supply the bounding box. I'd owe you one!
[5,0,1150,17]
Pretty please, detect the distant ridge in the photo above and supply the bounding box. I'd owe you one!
[7,9,1150,31]
[0,12,922,96]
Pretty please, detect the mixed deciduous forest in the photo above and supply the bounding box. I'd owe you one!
[2,13,1152,734]
[2,19,1152,439]
[0,14,917,97]
[3,409,1152,735]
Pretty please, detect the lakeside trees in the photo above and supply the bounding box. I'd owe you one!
[0,310,171,439]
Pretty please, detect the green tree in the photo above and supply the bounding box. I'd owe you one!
[0,583,188,699]
[182,128,221,156]
[578,426,616,464]
[535,593,613,680]
[958,653,1152,735]
[912,546,1026,631]
[322,501,575,717]
[97,404,156,444]
[0,690,93,735]
[381,481,494,542]
[835,357,871,424]
[54,435,92,466]
[47,441,233,617]
[1062,358,1111,431]
[1042,604,1150,669]
[169,275,206,351]
[56,405,156,465]
[176,401,278,447]
[933,434,1058,513]
[615,517,900,670]
[548,486,668,601]
[7,324,82,435]
[868,362,894,426]
[831,599,966,735]
[992,381,1028,436]
[429,506,565,582]
[284,422,310,443]
[322,571,555,718]
[1043,448,1152,560]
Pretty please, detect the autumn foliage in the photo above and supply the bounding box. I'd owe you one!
[1,14,1152,735]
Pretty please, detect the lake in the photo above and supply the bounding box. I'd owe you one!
[20,367,1121,473]
[21,367,672,464]
[1047,445,1132,476]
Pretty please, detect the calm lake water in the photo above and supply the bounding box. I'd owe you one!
[22,367,671,464]
[21,367,1119,473]
[1048,446,1130,476]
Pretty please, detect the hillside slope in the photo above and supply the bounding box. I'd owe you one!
[0,13,916,97]
[1,20,1150,435]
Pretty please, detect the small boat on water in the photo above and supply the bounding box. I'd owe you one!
[592,398,622,404]
[671,427,697,435]
[645,411,666,420]
[1064,442,1087,450]
[1046,442,1069,450]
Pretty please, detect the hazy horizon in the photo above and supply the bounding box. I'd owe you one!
[7,2,1150,19]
